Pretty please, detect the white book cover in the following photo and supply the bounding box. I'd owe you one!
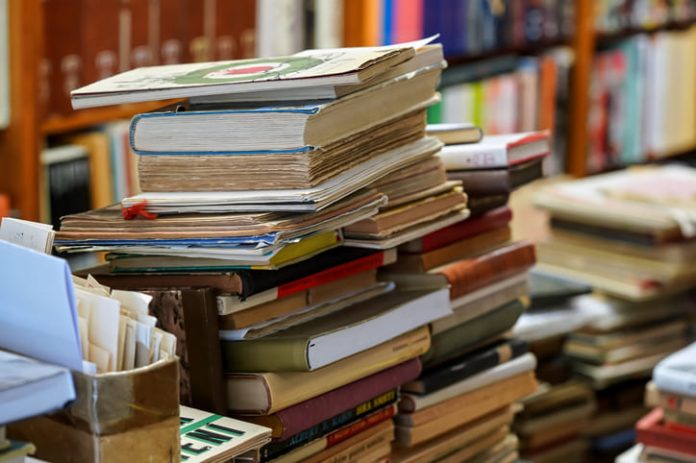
[70,37,436,109]
[653,342,696,398]
[437,131,549,170]
[0,350,76,425]
[179,405,271,462]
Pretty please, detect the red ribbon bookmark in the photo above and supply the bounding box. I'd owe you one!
[121,201,158,220]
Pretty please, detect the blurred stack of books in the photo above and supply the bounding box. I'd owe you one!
[619,342,696,462]
[511,271,595,463]
[534,165,696,461]
[379,126,550,462]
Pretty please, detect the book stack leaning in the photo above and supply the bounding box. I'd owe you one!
[375,125,549,462]
[534,166,696,461]
[55,39,500,462]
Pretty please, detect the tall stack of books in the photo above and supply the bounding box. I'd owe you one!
[534,165,696,461]
[55,40,517,462]
[511,271,595,463]
[618,342,696,462]
[375,127,550,462]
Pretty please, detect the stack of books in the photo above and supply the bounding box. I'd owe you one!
[511,271,595,463]
[534,166,696,461]
[618,342,696,462]
[376,127,549,462]
[58,40,502,462]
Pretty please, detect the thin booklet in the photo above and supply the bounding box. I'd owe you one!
[71,37,437,109]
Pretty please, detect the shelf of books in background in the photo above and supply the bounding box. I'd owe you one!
[37,36,561,462]
[587,1,696,173]
[533,165,696,461]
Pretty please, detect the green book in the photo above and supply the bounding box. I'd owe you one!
[222,287,451,372]
[422,298,526,368]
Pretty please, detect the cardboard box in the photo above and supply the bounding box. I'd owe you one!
[10,358,180,462]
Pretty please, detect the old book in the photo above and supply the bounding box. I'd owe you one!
[225,327,430,414]
[400,353,537,413]
[426,122,483,145]
[447,157,544,197]
[221,287,450,371]
[395,372,537,445]
[573,352,675,390]
[244,359,416,438]
[129,69,438,157]
[467,193,510,216]
[122,137,441,214]
[369,156,448,206]
[386,241,536,301]
[137,109,426,191]
[260,403,396,461]
[637,408,696,457]
[422,299,527,368]
[438,131,550,170]
[403,339,527,395]
[518,381,595,420]
[390,407,515,462]
[344,188,467,237]
[88,247,395,300]
[516,402,595,438]
[385,226,511,273]
[303,419,394,463]
[71,39,430,108]
[399,206,512,253]
[218,269,378,330]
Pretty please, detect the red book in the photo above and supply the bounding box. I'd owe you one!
[393,0,423,43]
[399,207,513,254]
[247,358,420,440]
[637,408,696,457]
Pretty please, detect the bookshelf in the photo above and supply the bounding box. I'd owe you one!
[1,0,695,220]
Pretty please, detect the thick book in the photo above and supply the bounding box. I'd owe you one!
[260,401,397,461]
[399,206,512,253]
[129,68,439,156]
[390,407,515,463]
[385,225,511,273]
[70,38,432,108]
[403,339,528,395]
[224,327,430,414]
[422,298,527,368]
[400,353,537,413]
[654,342,696,398]
[179,405,271,463]
[221,287,451,371]
[637,408,696,457]
[218,269,379,330]
[89,247,395,300]
[437,131,550,170]
[395,372,537,444]
[137,109,426,192]
[447,157,544,197]
[426,122,483,145]
[0,350,76,426]
[386,241,536,301]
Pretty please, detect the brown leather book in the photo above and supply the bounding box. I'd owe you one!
[436,241,536,300]
[44,0,83,116]
[386,226,512,273]
[81,0,120,86]
[145,288,226,413]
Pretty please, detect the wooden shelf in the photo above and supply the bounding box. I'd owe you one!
[445,38,570,67]
[42,100,180,135]
[595,19,696,44]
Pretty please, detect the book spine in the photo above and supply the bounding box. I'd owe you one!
[261,394,397,461]
[439,242,536,299]
[276,358,420,439]
[417,340,527,394]
[405,207,512,253]
[276,250,391,299]
[222,338,310,372]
